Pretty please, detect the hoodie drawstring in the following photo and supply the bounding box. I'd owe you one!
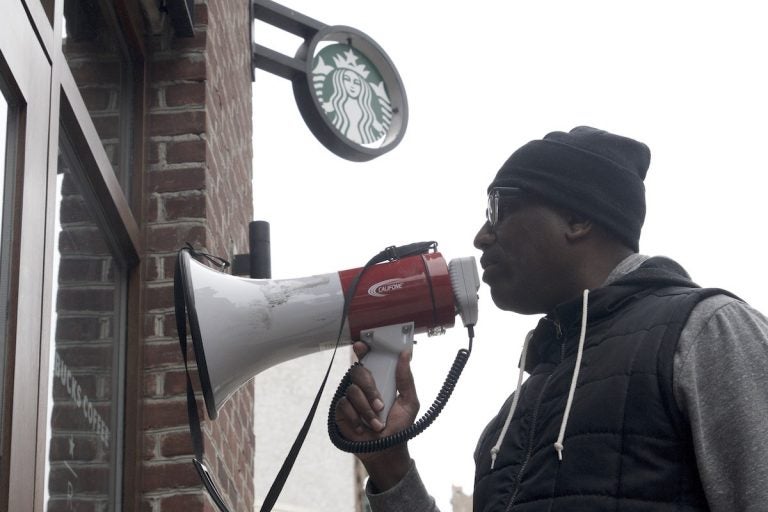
[489,289,590,470]
[554,289,590,461]
[490,330,533,470]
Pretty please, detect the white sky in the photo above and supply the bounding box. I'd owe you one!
[251,2,768,510]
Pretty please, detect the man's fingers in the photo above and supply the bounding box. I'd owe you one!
[335,395,366,435]
[344,382,385,432]
[352,341,369,360]
[349,362,384,408]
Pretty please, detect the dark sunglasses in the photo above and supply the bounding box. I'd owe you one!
[486,187,524,228]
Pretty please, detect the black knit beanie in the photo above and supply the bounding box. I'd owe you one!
[489,126,650,252]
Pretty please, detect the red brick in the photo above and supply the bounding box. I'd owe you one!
[163,311,180,338]
[81,87,112,112]
[147,167,206,193]
[142,432,157,460]
[167,140,206,164]
[194,4,208,25]
[48,433,100,461]
[143,340,185,368]
[143,372,160,398]
[141,459,201,491]
[145,283,174,311]
[148,141,161,164]
[147,195,159,222]
[58,257,113,283]
[164,193,206,220]
[57,288,115,312]
[163,368,192,396]
[48,464,109,494]
[146,223,206,252]
[69,60,121,86]
[92,114,121,139]
[56,316,103,339]
[151,56,206,82]
[160,430,195,458]
[170,28,208,51]
[142,399,188,430]
[144,255,179,283]
[59,195,89,223]
[158,493,206,510]
[166,82,206,108]
[149,110,206,137]
[58,226,110,255]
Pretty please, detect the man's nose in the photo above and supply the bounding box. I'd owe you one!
[474,222,495,250]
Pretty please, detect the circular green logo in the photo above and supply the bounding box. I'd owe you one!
[312,44,393,146]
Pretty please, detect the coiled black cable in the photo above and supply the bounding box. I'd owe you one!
[328,329,473,453]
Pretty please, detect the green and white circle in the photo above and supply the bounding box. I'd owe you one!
[312,44,393,146]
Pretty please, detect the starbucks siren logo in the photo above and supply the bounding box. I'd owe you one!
[312,44,393,146]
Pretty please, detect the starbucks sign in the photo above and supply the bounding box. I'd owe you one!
[252,3,408,161]
[291,26,408,162]
[312,44,393,147]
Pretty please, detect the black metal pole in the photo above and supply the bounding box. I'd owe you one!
[249,221,271,279]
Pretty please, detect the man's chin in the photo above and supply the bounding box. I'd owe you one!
[489,287,540,315]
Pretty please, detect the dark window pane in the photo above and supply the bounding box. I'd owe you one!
[45,134,126,511]
[62,0,134,193]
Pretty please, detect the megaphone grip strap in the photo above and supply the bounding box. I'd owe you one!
[174,253,205,462]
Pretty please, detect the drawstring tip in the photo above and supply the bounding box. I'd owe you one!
[554,442,564,461]
[490,448,499,470]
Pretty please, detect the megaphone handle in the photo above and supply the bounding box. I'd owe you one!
[359,322,415,423]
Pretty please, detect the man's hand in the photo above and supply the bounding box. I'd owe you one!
[334,341,420,491]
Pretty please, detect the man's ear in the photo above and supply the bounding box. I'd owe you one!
[563,212,594,243]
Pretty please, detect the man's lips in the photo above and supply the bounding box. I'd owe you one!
[480,254,499,271]
[479,258,499,283]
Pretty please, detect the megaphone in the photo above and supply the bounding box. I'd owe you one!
[178,247,480,421]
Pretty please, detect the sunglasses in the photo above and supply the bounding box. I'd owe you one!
[486,187,524,228]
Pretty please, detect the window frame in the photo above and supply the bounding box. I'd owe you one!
[1,1,145,510]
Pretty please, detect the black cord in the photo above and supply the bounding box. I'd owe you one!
[328,327,474,453]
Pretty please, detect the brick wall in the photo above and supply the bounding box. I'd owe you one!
[142,1,254,510]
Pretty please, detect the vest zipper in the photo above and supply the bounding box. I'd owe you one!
[503,372,554,512]
[503,319,564,511]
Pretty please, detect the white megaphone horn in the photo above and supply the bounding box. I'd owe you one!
[178,246,480,421]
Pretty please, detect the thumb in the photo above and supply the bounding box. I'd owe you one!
[394,350,417,404]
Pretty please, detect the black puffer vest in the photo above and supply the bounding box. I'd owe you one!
[473,258,731,511]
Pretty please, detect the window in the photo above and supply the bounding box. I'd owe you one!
[1,1,142,509]
[62,0,135,194]
[44,133,127,511]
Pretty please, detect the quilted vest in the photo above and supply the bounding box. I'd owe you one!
[473,260,727,512]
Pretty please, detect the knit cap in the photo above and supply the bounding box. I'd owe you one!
[489,126,650,251]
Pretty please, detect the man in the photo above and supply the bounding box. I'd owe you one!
[334,127,768,511]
